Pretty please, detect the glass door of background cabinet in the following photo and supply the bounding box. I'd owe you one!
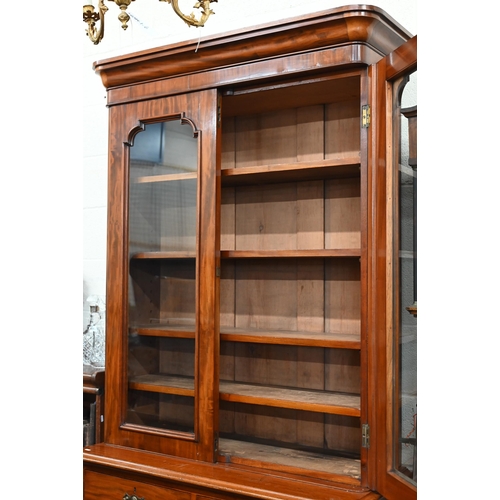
[104,90,219,461]
[127,118,199,435]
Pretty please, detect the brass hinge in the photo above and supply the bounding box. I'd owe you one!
[362,104,371,128]
[362,423,370,448]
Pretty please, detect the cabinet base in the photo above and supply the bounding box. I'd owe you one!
[84,443,380,500]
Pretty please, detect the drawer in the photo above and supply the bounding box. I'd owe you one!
[84,470,191,500]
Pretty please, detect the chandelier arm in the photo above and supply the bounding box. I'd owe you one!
[83,0,108,45]
[84,0,216,44]
[161,0,216,28]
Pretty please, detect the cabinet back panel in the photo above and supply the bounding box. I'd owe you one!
[325,100,360,159]
[158,186,197,253]
[220,261,236,329]
[129,179,159,252]
[233,182,325,251]
[231,343,325,389]
[221,100,359,170]
[129,259,196,326]
[220,340,235,381]
[126,391,159,426]
[129,335,160,377]
[325,178,361,249]
[127,391,194,431]
[221,187,236,251]
[159,338,195,377]
[129,260,162,325]
[325,414,361,453]
[159,275,196,322]
[220,402,360,455]
[325,259,361,335]
[221,178,360,252]
[221,403,325,448]
[325,349,361,394]
[220,259,360,335]
[220,343,360,394]
[128,338,194,391]
[234,109,299,168]
[129,178,197,253]
[159,395,195,431]
[297,105,326,162]
[236,259,323,332]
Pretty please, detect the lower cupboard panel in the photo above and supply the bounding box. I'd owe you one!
[84,470,191,500]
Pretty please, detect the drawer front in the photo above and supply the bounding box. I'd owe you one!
[84,470,191,500]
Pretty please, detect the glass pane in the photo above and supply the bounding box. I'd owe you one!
[127,119,198,435]
[394,71,417,483]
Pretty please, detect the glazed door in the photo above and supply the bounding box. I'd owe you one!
[105,89,219,461]
[369,36,417,500]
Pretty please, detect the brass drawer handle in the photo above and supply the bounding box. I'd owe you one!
[123,493,144,500]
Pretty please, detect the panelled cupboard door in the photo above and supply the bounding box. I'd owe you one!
[368,36,417,500]
[84,470,191,500]
[104,88,220,461]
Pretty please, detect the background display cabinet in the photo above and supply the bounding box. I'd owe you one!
[83,6,417,500]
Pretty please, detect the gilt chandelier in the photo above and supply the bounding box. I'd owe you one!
[83,0,217,45]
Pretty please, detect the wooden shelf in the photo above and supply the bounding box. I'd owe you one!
[130,323,195,338]
[129,375,360,417]
[219,438,361,481]
[131,251,196,260]
[221,249,361,259]
[221,158,361,187]
[129,324,360,349]
[129,375,195,397]
[221,326,360,349]
[220,381,360,416]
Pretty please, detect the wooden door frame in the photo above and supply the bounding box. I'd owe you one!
[368,35,417,500]
[104,89,220,462]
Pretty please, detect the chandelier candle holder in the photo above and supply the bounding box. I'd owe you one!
[83,0,217,45]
